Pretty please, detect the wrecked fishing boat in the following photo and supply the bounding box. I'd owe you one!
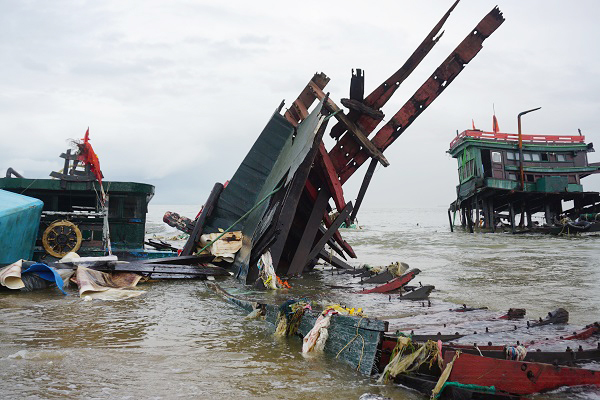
[209,283,388,376]
[169,2,505,288]
[0,131,175,263]
[447,115,600,234]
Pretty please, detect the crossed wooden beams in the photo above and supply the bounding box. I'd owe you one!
[277,2,504,275]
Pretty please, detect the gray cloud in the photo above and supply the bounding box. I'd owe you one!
[1,0,599,207]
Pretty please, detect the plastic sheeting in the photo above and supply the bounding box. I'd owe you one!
[0,260,70,295]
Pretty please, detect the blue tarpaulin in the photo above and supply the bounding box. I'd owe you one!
[22,263,68,295]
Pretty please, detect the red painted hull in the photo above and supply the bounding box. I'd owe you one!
[446,351,600,395]
[563,323,599,340]
[357,269,418,294]
[446,344,505,351]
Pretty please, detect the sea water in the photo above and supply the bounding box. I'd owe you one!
[0,205,598,399]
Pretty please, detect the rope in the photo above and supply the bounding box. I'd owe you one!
[336,317,366,371]
[195,183,283,255]
[324,110,342,121]
[19,179,38,194]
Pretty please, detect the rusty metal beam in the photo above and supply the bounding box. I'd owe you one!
[336,6,505,183]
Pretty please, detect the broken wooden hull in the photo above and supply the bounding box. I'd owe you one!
[358,268,420,294]
[455,347,600,367]
[208,282,388,376]
[398,284,434,300]
[446,351,600,395]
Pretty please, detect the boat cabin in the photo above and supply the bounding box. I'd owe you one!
[447,129,600,232]
[0,148,156,260]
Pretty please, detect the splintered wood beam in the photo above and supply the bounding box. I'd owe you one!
[181,182,224,256]
[317,142,346,211]
[328,0,460,140]
[333,7,505,183]
[292,99,309,120]
[305,202,353,265]
[284,72,330,126]
[286,188,331,276]
[307,81,389,167]
[269,115,329,272]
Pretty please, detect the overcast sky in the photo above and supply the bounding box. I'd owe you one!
[2,0,599,211]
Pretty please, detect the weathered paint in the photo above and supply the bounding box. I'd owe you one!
[447,351,600,395]
[209,282,388,376]
[331,7,505,184]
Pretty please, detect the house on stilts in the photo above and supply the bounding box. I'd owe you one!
[448,122,600,234]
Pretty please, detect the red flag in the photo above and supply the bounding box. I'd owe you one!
[78,128,103,185]
[472,119,476,130]
[492,115,500,133]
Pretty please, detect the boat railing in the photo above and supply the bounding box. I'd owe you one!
[449,130,586,149]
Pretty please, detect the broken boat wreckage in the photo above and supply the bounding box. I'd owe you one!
[212,281,600,398]
[173,3,596,397]
[167,2,506,287]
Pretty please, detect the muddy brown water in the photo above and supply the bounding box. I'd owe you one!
[1,206,599,399]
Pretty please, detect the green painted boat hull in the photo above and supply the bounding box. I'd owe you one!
[208,283,388,376]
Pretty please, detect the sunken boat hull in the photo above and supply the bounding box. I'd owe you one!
[208,282,388,376]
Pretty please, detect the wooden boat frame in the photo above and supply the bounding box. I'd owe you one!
[208,282,388,376]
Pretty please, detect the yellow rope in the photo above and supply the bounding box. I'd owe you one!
[335,317,366,371]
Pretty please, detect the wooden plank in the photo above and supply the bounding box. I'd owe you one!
[317,225,346,259]
[269,115,329,271]
[317,142,346,211]
[317,248,352,269]
[292,99,309,120]
[304,202,353,267]
[180,182,224,256]
[285,188,331,276]
[307,81,389,167]
[349,157,377,223]
[144,255,213,265]
[357,268,420,294]
[283,73,330,126]
[90,262,230,276]
[322,210,356,258]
